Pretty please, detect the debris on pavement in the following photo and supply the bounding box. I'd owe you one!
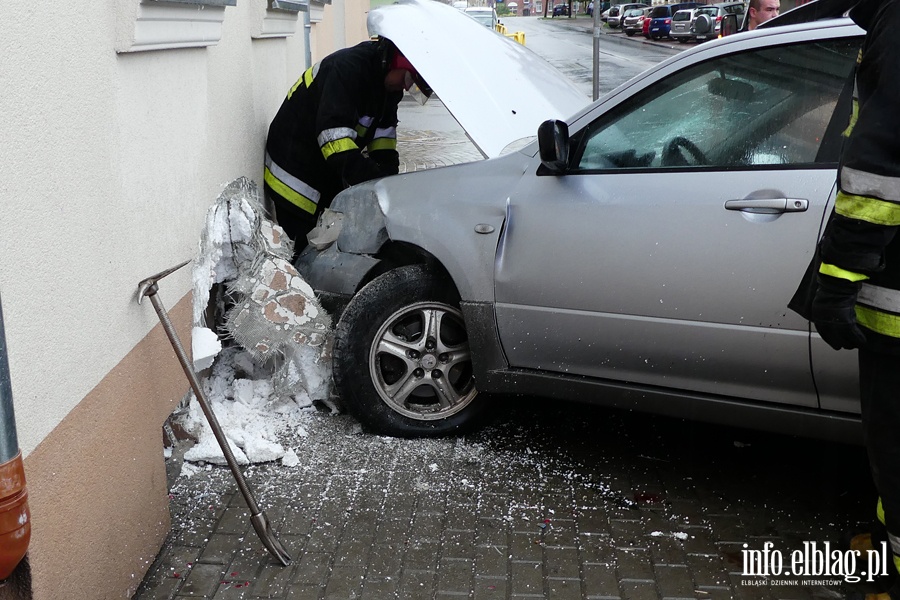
[178,177,334,466]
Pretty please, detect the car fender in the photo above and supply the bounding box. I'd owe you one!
[300,150,532,303]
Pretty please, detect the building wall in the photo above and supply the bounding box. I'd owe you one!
[0,0,367,597]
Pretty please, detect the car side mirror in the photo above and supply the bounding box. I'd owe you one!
[538,119,570,173]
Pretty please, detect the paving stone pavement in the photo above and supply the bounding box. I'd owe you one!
[134,397,874,600]
[133,116,877,600]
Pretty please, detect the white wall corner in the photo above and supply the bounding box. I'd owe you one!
[116,1,228,53]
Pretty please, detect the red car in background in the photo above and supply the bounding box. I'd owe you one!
[642,10,652,36]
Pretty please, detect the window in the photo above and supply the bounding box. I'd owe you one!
[572,38,859,171]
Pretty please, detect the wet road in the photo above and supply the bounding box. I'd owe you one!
[501,15,683,96]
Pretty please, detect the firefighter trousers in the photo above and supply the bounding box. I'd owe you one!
[859,346,900,563]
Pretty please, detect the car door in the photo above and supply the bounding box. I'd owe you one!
[494,34,860,408]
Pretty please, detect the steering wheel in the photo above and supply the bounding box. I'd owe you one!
[662,136,708,166]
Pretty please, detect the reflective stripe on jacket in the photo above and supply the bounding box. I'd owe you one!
[264,40,402,216]
[818,0,900,347]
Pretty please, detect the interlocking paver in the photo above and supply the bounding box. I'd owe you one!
[436,557,475,594]
[653,564,695,599]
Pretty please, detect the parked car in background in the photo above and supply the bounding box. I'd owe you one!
[643,9,653,35]
[465,6,499,28]
[692,1,747,41]
[607,2,648,27]
[647,2,700,38]
[669,8,698,41]
[310,0,868,442]
[552,2,570,15]
[622,7,651,35]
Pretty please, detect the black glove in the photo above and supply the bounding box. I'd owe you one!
[811,274,866,350]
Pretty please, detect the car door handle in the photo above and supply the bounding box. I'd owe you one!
[724,198,808,213]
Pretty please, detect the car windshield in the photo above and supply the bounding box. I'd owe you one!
[697,6,719,16]
[649,6,669,17]
[625,8,644,16]
[673,10,692,20]
[573,39,859,170]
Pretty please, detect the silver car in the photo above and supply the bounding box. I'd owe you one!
[669,8,697,41]
[607,2,648,27]
[622,7,650,36]
[301,5,865,441]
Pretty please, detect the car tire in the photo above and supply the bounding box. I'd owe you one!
[333,264,483,437]
[626,30,635,36]
[678,37,687,43]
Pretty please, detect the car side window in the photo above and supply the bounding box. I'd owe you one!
[571,38,859,171]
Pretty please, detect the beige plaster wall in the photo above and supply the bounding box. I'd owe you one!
[0,0,365,596]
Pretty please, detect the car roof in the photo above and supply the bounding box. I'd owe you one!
[464,7,494,12]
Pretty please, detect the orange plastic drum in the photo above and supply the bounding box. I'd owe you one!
[0,452,30,581]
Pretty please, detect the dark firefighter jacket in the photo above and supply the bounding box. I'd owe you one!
[264,40,402,218]
[793,0,900,352]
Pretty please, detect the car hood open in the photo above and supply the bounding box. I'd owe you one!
[368,0,589,158]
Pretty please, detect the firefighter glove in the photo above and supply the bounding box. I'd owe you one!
[811,274,866,350]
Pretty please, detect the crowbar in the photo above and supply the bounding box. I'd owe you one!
[137,260,292,566]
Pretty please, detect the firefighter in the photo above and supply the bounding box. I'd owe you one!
[263,38,428,251]
[801,0,900,596]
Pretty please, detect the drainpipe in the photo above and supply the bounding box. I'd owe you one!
[0,294,30,581]
[303,4,312,70]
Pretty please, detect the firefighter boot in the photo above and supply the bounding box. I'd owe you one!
[840,519,897,590]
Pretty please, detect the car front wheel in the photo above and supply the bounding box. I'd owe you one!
[333,265,482,437]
